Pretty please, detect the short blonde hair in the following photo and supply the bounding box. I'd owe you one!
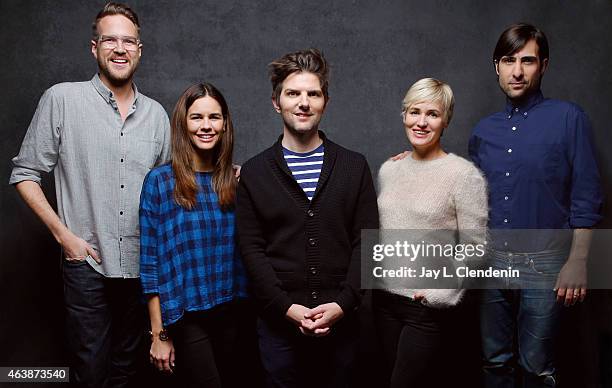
[401,78,455,125]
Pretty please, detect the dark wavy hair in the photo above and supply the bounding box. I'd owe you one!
[268,48,329,103]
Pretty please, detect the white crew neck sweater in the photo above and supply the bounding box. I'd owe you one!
[377,153,489,307]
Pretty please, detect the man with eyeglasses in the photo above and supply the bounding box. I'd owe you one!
[469,23,602,387]
[9,2,170,386]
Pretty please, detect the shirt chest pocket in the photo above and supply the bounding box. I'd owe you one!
[525,144,567,182]
[131,138,161,169]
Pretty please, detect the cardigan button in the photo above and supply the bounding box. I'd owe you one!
[310,267,317,275]
[308,238,316,247]
[311,291,318,299]
[307,209,315,217]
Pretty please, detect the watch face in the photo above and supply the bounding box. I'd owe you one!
[159,329,169,341]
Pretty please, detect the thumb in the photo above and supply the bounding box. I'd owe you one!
[86,245,101,263]
[304,306,323,319]
[553,276,560,292]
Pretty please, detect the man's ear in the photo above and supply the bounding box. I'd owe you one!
[272,97,281,113]
[494,60,500,76]
[91,40,98,59]
[540,57,549,75]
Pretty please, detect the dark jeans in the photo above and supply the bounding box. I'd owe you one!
[168,303,238,388]
[480,250,566,388]
[373,290,449,388]
[63,259,144,388]
[257,314,359,388]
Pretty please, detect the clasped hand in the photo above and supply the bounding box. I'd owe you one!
[150,337,175,374]
[286,303,344,337]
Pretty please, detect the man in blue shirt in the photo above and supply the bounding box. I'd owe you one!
[469,23,603,387]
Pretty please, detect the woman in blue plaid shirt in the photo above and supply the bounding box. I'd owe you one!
[139,82,248,387]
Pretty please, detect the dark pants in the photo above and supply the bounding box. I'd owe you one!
[602,331,612,388]
[169,303,238,388]
[373,290,449,388]
[257,314,359,388]
[480,250,565,388]
[63,260,144,388]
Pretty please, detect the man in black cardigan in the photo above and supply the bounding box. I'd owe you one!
[236,48,379,387]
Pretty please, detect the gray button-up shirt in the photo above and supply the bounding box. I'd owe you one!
[10,74,171,278]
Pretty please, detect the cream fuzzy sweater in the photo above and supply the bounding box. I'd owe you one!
[377,153,488,307]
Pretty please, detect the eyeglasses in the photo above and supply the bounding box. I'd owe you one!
[96,35,141,51]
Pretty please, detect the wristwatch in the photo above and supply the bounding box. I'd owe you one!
[149,329,169,341]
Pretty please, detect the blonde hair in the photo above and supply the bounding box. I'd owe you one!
[92,2,140,39]
[401,78,454,125]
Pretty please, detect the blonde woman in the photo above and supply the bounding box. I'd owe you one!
[374,78,488,387]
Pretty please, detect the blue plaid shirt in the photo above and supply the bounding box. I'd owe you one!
[140,164,247,326]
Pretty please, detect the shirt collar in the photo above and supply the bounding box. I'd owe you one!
[275,130,328,148]
[90,73,140,106]
[504,90,544,117]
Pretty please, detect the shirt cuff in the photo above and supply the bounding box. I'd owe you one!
[570,214,603,228]
[9,167,43,185]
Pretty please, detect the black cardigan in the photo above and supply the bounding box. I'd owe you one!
[236,133,379,319]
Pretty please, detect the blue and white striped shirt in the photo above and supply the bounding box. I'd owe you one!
[283,144,324,201]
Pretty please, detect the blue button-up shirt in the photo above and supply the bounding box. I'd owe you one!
[469,91,602,251]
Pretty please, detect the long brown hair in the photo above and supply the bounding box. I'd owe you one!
[170,83,236,211]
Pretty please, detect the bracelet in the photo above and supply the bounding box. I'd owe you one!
[149,328,169,341]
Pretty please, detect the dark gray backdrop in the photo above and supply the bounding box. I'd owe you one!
[1,0,611,386]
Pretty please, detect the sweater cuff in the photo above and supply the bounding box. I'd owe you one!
[421,289,465,308]
[265,292,293,319]
[335,288,361,315]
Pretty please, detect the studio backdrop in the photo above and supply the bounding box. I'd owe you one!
[1,1,610,387]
